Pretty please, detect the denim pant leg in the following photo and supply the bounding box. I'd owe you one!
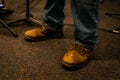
[71,0,100,50]
[42,0,65,31]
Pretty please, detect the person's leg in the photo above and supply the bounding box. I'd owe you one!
[72,0,100,49]
[24,0,65,41]
[43,0,65,31]
[62,0,100,68]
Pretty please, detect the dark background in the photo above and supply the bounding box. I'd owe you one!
[0,0,120,80]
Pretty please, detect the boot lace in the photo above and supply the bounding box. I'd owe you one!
[70,44,92,56]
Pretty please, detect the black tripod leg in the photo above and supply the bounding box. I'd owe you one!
[7,18,26,26]
[29,17,42,25]
[0,19,18,37]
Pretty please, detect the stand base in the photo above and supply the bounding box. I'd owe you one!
[7,17,42,26]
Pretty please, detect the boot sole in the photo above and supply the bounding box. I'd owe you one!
[61,61,80,68]
[61,56,92,69]
[24,34,64,42]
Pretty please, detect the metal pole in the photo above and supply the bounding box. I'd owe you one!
[26,0,30,19]
[2,0,4,4]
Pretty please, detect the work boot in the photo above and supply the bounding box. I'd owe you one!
[24,23,63,42]
[62,44,93,68]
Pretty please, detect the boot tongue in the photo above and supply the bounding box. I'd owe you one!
[70,44,92,56]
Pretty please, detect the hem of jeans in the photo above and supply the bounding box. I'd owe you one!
[43,19,63,31]
[75,41,94,50]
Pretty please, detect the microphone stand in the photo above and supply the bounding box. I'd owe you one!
[7,0,42,26]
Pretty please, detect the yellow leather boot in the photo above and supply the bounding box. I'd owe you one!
[24,23,63,42]
[62,44,93,68]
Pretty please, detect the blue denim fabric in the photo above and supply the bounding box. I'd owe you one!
[42,0,100,49]
[43,0,65,31]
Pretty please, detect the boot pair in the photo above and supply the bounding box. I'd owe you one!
[24,22,93,68]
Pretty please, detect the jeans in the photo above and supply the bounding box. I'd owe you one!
[43,0,100,50]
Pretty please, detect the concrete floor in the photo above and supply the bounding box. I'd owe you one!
[0,0,120,80]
